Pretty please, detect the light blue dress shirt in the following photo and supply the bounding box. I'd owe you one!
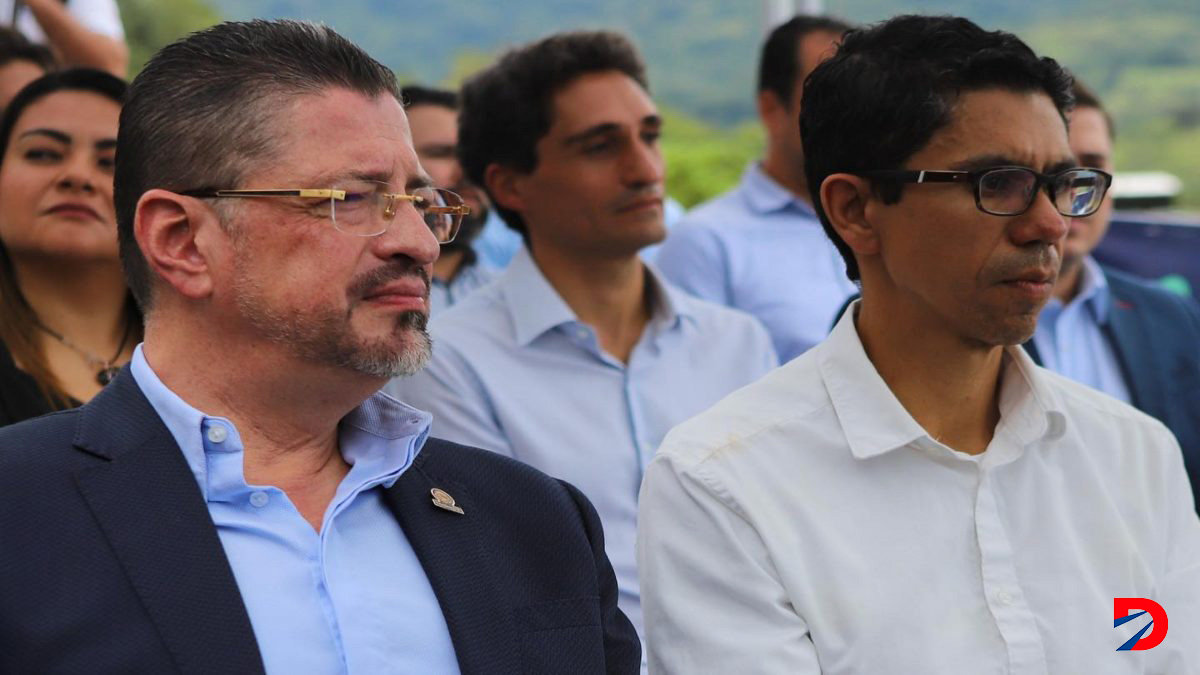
[387,247,778,642]
[129,346,460,675]
[430,259,498,316]
[472,210,522,269]
[654,162,859,362]
[1032,256,1132,404]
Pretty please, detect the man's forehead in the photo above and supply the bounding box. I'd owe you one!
[796,30,841,80]
[916,88,1071,170]
[548,71,657,136]
[406,103,457,132]
[259,88,419,183]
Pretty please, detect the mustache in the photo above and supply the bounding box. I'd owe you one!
[348,262,430,300]
[988,245,1061,281]
[610,186,664,211]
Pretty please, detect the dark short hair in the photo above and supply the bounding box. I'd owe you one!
[0,26,55,72]
[401,85,457,110]
[757,15,852,105]
[801,15,1074,281]
[115,19,400,310]
[458,30,648,239]
[1071,79,1115,140]
[0,68,125,162]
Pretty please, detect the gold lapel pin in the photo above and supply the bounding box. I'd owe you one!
[430,488,464,515]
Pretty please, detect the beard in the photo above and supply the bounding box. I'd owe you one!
[232,263,432,379]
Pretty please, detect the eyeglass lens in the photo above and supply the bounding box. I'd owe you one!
[978,168,1106,217]
[329,180,463,242]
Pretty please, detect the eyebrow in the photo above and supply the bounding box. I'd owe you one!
[18,128,71,144]
[950,154,1077,174]
[562,114,663,147]
[1074,152,1108,167]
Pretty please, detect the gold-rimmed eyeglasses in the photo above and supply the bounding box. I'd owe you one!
[181,180,470,243]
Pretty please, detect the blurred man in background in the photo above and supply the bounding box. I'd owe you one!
[390,30,777,650]
[1026,80,1200,511]
[401,85,497,314]
[655,15,857,362]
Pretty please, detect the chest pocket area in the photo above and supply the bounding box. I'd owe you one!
[515,597,605,674]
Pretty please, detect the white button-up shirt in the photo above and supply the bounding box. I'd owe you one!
[638,304,1200,674]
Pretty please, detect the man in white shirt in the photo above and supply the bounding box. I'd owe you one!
[638,14,1200,675]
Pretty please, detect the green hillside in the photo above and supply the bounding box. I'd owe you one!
[129,0,1200,207]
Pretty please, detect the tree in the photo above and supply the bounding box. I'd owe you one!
[117,0,222,76]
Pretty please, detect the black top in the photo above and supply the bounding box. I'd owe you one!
[0,341,78,427]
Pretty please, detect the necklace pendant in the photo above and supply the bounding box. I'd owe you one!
[97,366,120,386]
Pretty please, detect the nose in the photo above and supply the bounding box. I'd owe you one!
[1012,187,1068,246]
[622,136,664,188]
[370,200,441,266]
[55,153,99,194]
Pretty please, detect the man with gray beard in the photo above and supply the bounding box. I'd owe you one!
[0,19,639,674]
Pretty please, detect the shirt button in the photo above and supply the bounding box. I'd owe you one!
[249,491,269,508]
[206,425,228,444]
[996,590,1014,606]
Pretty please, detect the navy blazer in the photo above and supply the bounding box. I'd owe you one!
[1023,267,1200,512]
[0,369,640,674]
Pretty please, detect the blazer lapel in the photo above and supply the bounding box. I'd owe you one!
[72,371,265,675]
[384,453,520,675]
[1103,284,1160,413]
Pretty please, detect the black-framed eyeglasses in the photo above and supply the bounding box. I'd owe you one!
[857,166,1113,218]
[180,180,470,243]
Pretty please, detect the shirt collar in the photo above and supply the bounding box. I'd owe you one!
[1076,256,1112,324]
[129,344,431,499]
[818,302,1067,461]
[741,162,817,218]
[502,245,697,347]
[1040,256,1111,325]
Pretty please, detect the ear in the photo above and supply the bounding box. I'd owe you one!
[820,173,881,260]
[133,189,221,301]
[756,89,784,130]
[483,163,527,215]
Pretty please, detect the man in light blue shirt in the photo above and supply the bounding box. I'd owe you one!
[390,31,778,644]
[130,347,458,673]
[655,16,857,362]
[1031,256,1130,402]
[0,20,640,673]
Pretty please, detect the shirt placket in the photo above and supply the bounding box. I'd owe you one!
[974,465,1049,674]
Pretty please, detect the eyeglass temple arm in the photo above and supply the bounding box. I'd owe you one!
[862,170,969,184]
[387,193,472,215]
[195,188,349,200]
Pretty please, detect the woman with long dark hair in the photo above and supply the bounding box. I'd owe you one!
[0,68,138,425]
